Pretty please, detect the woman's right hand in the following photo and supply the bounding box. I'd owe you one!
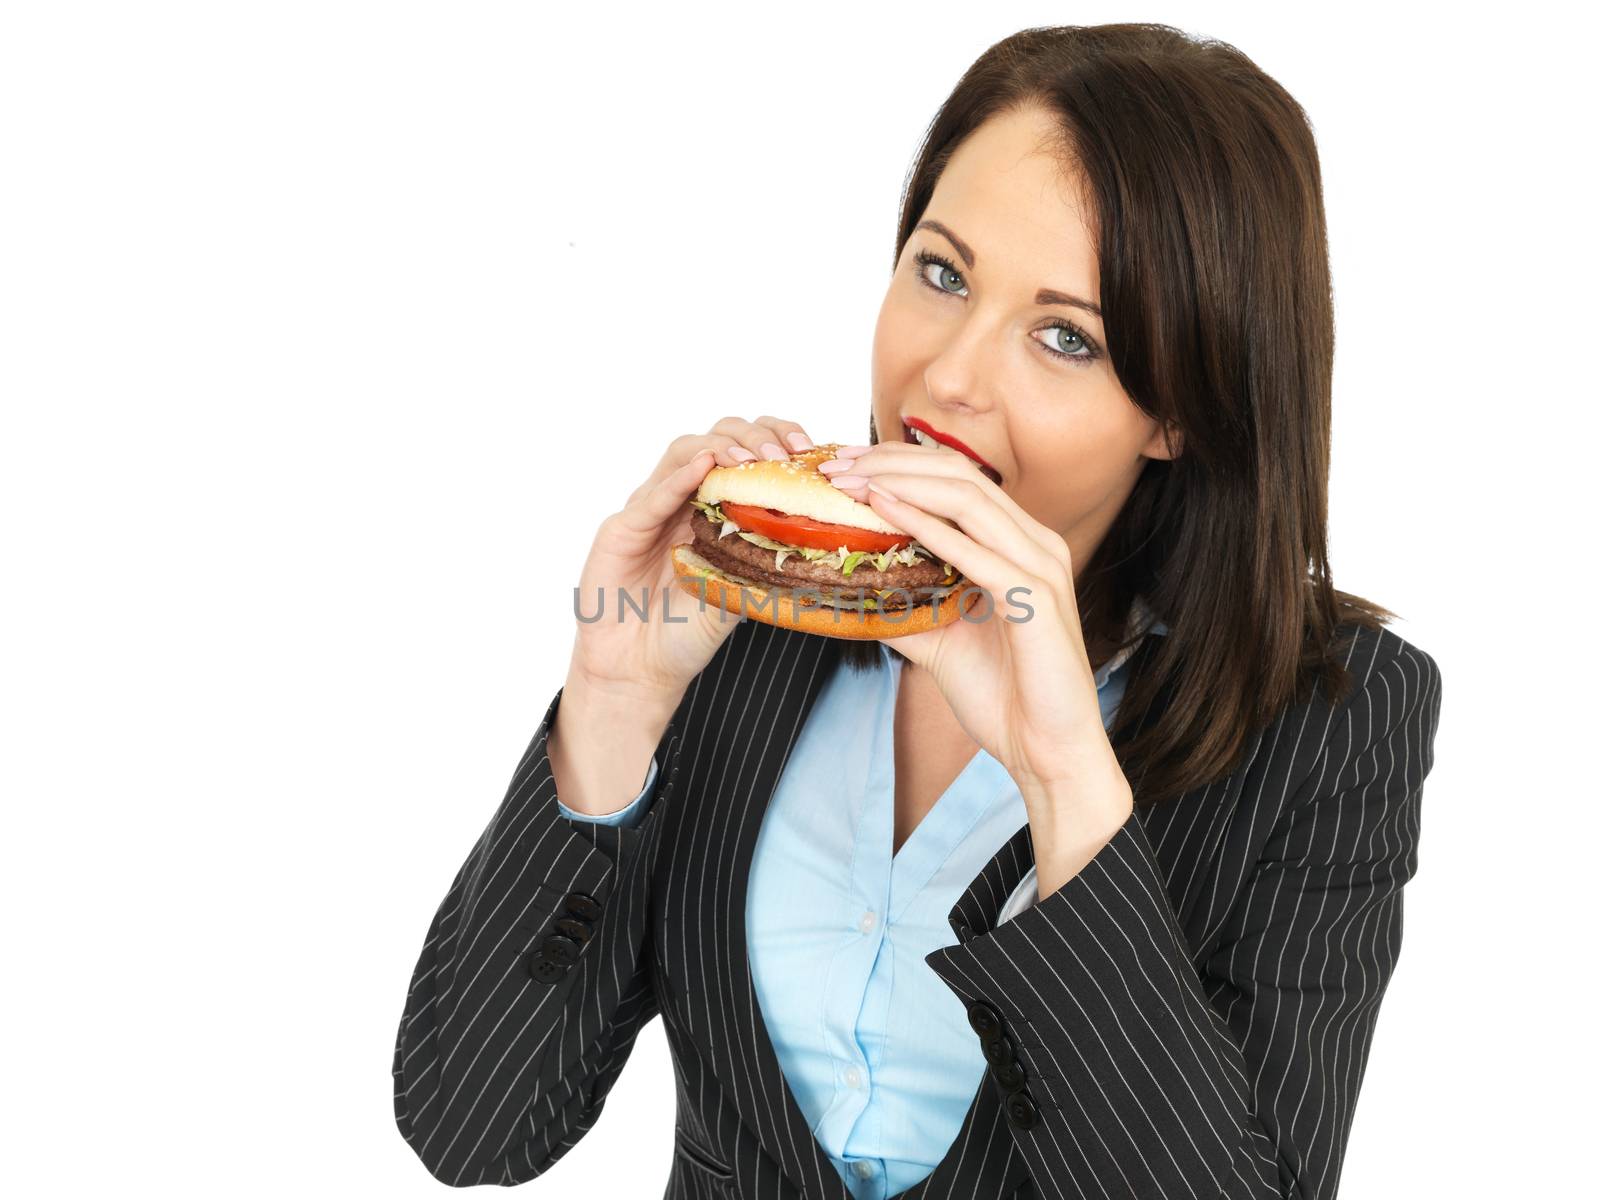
[564,415,819,713]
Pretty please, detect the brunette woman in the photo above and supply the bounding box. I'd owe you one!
[394,23,1442,1199]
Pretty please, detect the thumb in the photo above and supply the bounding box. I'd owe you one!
[884,627,936,669]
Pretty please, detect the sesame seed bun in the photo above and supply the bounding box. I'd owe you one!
[694,443,909,535]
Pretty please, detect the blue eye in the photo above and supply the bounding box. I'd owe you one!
[1038,323,1092,359]
[915,248,967,295]
[910,247,1101,368]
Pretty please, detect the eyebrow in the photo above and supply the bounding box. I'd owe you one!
[914,219,1103,319]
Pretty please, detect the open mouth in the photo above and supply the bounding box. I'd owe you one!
[902,420,1003,486]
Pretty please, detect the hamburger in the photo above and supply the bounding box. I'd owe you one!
[669,442,981,639]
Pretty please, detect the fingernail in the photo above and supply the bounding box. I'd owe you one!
[817,458,852,474]
[830,474,866,488]
[760,441,787,460]
[728,447,757,462]
[867,481,898,501]
[835,444,872,457]
[786,432,814,452]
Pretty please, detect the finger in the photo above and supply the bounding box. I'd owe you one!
[704,434,760,468]
[687,429,769,469]
[682,432,760,474]
[826,447,1074,579]
[751,414,817,455]
[709,415,802,462]
[845,472,1072,608]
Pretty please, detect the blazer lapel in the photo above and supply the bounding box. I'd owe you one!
[712,621,853,1200]
[1102,632,1274,954]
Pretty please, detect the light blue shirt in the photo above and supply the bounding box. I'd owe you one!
[557,606,1166,1199]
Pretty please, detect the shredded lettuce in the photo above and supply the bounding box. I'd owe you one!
[689,498,741,540]
[688,498,936,574]
[728,528,800,554]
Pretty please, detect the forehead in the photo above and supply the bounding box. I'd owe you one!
[924,107,1098,279]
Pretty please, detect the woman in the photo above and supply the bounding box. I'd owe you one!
[393,23,1442,1199]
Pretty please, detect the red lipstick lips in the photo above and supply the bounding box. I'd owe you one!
[901,416,1002,485]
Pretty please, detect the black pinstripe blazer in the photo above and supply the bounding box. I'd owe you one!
[393,615,1442,1198]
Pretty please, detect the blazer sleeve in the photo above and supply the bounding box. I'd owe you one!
[392,684,690,1187]
[923,643,1443,1200]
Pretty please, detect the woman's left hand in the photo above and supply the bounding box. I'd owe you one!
[823,442,1132,824]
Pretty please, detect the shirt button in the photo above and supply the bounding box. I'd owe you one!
[853,1161,873,1178]
[844,1065,863,1089]
[858,910,877,933]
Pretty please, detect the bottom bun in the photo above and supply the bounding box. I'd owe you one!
[670,544,981,640]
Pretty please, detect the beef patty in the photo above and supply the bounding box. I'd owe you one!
[687,508,955,607]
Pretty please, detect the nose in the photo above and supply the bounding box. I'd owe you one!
[922,377,994,428]
[921,323,998,421]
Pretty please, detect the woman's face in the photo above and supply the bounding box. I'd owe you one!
[870,104,1178,579]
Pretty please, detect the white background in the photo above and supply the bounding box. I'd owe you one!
[5,2,1594,1195]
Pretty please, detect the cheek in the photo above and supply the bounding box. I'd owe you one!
[1011,400,1146,511]
[872,290,935,384]
[1023,442,1104,512]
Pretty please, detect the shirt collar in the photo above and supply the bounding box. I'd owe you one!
[1091,592,1169,691]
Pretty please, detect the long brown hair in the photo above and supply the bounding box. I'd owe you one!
[838,22,1397,807]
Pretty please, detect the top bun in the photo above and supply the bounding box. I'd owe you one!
[696,442,909,536]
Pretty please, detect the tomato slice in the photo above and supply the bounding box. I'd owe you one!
[717,501,908,554]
